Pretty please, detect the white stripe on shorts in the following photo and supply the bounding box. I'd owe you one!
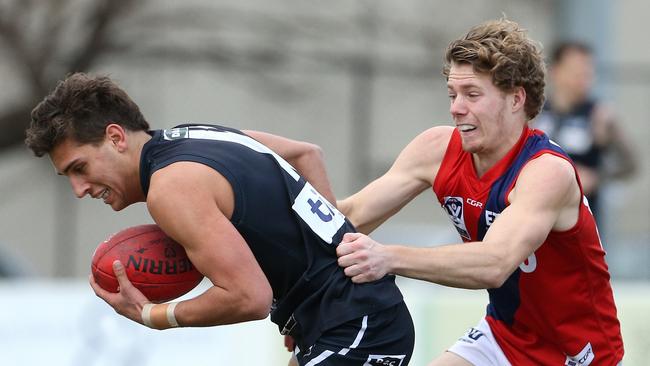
[305,350,334,366]
[338,315,368,356]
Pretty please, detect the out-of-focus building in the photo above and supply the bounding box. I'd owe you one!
[0,0,647,280]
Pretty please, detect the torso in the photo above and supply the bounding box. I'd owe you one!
[432,127,623,365]
[534,99,602,168]
[139,124,405,348]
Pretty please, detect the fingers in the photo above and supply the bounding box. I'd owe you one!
[342,263,375,284]
[341,232,364,244]
[336,232,366,257]
[89,273,114,304]
[112,260,133,290]
[283,335,295,351]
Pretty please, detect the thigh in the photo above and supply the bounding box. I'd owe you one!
[443,318,511,366]
[428,351,474,366]
[296,302,414,366]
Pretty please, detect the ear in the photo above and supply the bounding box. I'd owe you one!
[105,124,128,152]
[510,86,527,115]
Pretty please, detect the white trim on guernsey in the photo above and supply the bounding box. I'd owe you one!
[175,126,301,181]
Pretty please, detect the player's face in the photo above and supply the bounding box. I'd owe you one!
[447,63,524,158]
[50,137,135,211]
[552,50,594,102]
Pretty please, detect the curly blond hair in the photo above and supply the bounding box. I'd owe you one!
[443,19,546,120]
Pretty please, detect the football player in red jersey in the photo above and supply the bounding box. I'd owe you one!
[336,19,623,366]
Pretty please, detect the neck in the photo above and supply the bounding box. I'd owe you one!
[129,131,153,202]
[472,125,526,178]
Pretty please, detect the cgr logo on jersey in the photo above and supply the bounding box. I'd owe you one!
[163,127,189,140]
[443,196,470,240]
[565,342,594,366]
[364,354,405,366]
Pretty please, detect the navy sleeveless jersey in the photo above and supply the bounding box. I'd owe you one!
[139,124,403,347]
[534,99,601,168]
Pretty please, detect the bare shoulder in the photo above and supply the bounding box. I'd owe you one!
[401,125,454,163]
[392,125,454,183]
[511,153,579,207]
[146,161,234,217]
[415,125,454,146]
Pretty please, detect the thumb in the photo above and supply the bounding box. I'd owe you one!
[112,260,132,290]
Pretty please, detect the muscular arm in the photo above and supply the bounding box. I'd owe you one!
[338,154,580,288]
[243,130,336,203]
[147,162,273,326]
[338,126,453,234]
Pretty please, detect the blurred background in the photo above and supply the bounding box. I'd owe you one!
[0,0,648,364]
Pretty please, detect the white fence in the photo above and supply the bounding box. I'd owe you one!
[0,279,647,365]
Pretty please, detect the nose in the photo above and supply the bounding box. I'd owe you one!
[69,176,91,198]
[449,95,467,117]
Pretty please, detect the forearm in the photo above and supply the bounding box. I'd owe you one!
[173,285,270,327]
[388,243,508,289]
[339,183,420,235]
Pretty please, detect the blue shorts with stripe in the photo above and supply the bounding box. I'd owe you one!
[295,302,414,366]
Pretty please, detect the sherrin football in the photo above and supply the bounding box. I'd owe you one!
[91,224,204,302]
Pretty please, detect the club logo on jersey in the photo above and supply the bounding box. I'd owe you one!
[364,354,405,366]
[443,196,470,240]
[163,127,189,140]
[565,342,594,366]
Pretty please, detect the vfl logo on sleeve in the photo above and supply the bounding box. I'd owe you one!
[363,354,405,366]
[443,196,470,240]
[565,343,594,366]
[163,127,189,140]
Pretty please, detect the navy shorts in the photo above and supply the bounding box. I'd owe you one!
[295,302,414,366]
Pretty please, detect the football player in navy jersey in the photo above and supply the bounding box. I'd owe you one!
[533,41,637,224]
[26,73,414,365]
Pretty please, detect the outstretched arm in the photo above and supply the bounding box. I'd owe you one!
[338,126,452,234]
[338,154,581,288]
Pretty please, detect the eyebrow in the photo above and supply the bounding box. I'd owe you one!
[57,158,80,176]
[447,82,481,90]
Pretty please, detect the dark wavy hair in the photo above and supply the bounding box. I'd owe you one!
[442,19,546,120]
[26,73,149,157]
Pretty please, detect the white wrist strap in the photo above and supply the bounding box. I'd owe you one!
[166,302,180,328]
[141,303,155,328]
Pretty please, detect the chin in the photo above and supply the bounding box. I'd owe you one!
[108,200,128,211]
[460,141,481,154]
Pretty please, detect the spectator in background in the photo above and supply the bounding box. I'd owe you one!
[533,41,637,224]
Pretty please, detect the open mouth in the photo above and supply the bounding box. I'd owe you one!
[457,124,477,132]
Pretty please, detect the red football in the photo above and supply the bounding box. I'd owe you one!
[91,224,204,302]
